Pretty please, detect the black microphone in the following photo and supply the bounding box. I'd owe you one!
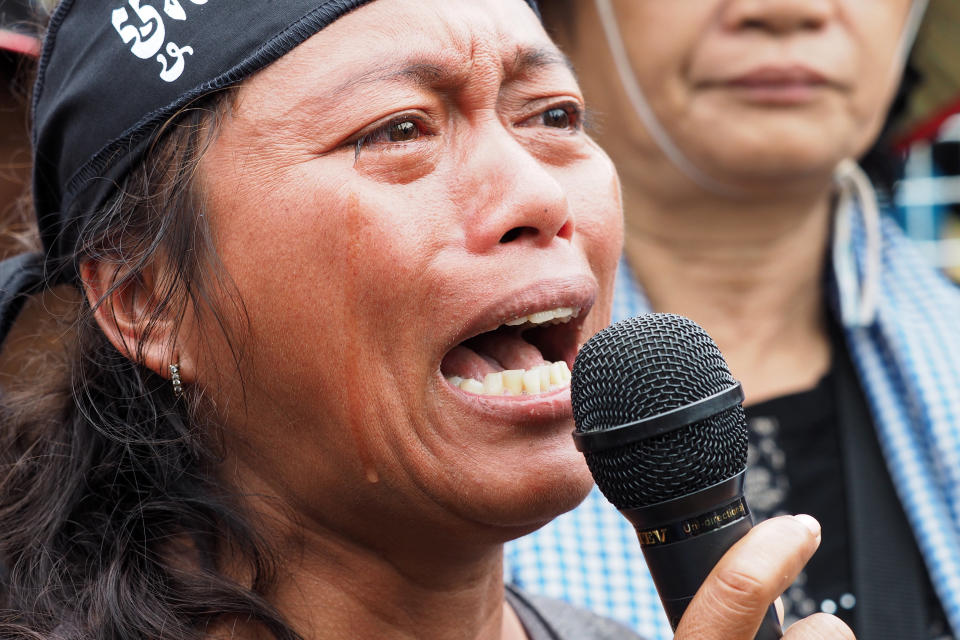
[571,313,781,638]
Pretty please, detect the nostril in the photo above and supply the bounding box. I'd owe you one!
[499,226,538,244]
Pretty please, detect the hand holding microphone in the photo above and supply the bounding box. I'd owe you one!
[571,313,854,639]
[676,514,854,639]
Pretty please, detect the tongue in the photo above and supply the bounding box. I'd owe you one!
[441,331,548,380]
[472,331,548,370]
[441,346,501,381]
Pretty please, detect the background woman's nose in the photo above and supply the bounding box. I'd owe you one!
[722,0,836,34]
[457,128,574,253]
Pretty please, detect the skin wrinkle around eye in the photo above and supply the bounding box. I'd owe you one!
[248,41,578,158]
[237,73,589,187]
[351,98,584,165]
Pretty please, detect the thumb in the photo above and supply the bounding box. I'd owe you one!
[674,515,821,640]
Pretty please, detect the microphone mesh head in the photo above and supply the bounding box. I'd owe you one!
[571,313,747,509]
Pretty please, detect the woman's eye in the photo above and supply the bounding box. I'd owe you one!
[353,117,426,161]
[542,107,573,129]
[520,103,583,131]
[384,119,420,142]
[357,118,422,148]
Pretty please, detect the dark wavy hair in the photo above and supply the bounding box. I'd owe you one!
[0,86,302,639]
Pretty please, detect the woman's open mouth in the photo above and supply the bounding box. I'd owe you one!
[440,306,580,397]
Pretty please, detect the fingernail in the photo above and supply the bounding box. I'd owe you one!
[794,514,822,546]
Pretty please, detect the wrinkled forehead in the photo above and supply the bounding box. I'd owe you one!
[234,0,564,119]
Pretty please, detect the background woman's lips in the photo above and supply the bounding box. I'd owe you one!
[729,66,829,86]
[704,65,838,105]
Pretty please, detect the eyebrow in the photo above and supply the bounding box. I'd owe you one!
[326,45,575,99]
[510,46,575,78]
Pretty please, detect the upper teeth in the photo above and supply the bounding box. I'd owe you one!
[504,307,579,328]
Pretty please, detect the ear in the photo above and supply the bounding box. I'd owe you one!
[80,258,195,385]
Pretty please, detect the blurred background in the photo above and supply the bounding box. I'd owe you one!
[885,0,960,281]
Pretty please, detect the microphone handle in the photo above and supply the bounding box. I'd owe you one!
[618,473,782,639]
[640,515,782,639]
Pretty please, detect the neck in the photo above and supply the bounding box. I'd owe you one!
[279,534,521,640]
[217,482,528,640]
[621,169,836,404]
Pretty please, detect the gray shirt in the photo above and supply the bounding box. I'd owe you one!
[506,585,646,640]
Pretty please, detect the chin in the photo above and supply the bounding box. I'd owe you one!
[679,109,857,184]
[700,140,847,188]
[454,457,596,538]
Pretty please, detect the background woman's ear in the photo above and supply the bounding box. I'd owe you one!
[80,258,193,384]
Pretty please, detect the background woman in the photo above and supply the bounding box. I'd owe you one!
[0,0,850,638]
[508,1,960,639]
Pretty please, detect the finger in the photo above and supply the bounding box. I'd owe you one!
[674,515,822,640]
[783,613,855,639]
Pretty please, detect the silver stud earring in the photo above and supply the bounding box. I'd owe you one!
[169,363,183,397]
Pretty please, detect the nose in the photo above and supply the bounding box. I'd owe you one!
[722,0,837,34]
[456,121,574,254]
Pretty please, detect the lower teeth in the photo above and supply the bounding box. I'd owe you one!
[447,361,571,396]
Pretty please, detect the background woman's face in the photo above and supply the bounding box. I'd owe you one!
[195,0,622,549]
[580,0,915,185]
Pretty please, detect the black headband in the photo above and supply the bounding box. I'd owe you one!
[0,0,539,346]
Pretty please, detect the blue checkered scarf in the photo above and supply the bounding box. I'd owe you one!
[505,189,960,638]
